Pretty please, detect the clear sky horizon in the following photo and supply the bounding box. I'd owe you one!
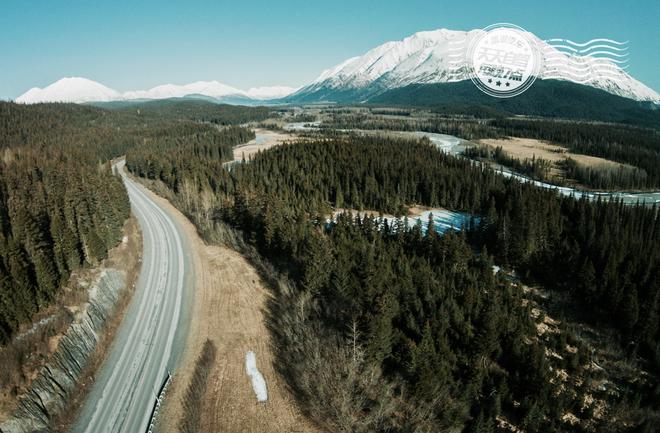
[1,0,658,99]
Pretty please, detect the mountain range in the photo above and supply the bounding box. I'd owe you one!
[14,28,660,106]
[289,29,659,103]
[15,78,298,104]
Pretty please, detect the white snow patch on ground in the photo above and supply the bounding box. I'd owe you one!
[328,208,476,235]
[283,121,321,131]
[397,209,475,233]
[245,351,268,402]
[15,314,58,341]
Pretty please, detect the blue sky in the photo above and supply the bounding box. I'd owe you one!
[1,0,658,99]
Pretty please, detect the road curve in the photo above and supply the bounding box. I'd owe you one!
[72,160,193,433]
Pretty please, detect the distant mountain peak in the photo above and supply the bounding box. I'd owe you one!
[15,77,121,103]
[15,79,298,104]
[295,27,660,103]
[121,81,244,100]
[245,86,300,100]
[15,28,659,105]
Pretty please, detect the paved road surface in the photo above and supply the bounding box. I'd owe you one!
[72,161,192,433]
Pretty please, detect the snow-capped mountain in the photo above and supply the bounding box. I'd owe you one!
[15,28,659,105]
[307,29,474,90]
[245,86,299,100]
[293,28,660,103]
[15,79,298,104]
[16,77,122,104]
[122,81,244,100]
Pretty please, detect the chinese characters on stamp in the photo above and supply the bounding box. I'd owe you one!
[467,24,542,98]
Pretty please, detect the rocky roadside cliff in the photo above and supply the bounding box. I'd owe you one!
[0,269,125,433]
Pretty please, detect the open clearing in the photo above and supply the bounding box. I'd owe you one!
[478,137,625,168]
[231,129,294,162]
[147,190,319,433]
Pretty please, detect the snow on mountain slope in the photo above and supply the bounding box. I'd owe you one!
[16,28,659,104]
[245,86,298,99]
[122,81,244,100]
[297,28,660,102]
[16,79,297,104]
[15,77,122,103]
[308,29,475,91]
[539,48,660,103]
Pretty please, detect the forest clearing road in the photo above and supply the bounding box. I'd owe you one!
[71,160,193,433]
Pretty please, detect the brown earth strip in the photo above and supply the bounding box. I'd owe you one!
[145,186,319,433]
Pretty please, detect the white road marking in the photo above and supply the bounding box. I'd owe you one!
[73,161,189,433]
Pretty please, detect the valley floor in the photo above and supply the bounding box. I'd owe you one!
[147,187,319,433]
[231,129,294,162]
[477,137,625,170]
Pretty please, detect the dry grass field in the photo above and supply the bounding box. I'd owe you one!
[478,137,625,169]
[148,188,319,433]
[231,129,294,162]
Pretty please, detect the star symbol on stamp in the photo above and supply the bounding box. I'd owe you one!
[496,81,502,86]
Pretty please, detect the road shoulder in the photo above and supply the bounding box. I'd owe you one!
[140,184,319,433]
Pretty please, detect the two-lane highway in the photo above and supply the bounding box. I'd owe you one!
[72,160,193,433]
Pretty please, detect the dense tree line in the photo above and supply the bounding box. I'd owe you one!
[369,79,660,128]
[465,145,555,184]
[560,157,649,190]
[127,134,659,432]
[0,101,268,344]
[239,139,658,363]
[320,110,660,189]
[488,118,660,188]
[109,99,271,124]
[464,144,650,190]
[126,125,253,195]
[322,112,502,140]
[0,104,130,343]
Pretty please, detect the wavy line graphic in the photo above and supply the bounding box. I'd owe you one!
[545,65,630,73]
[544,57,629,65]
[551,49,629,58]
[540,43,627,50]
[548,44,628,53]
[544,54,630,65]
[548,45,629,56]
[544,69,627,80]
[545,69,627,79]
[543,37,632,82]
[543,75,626,84]
[545,62,629,70]
[544,60,629,67]
[544,72,625,81]
[544,62,630,70]
[542,49,627,57]
[543,39,630,66]
[545,38,628,47]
